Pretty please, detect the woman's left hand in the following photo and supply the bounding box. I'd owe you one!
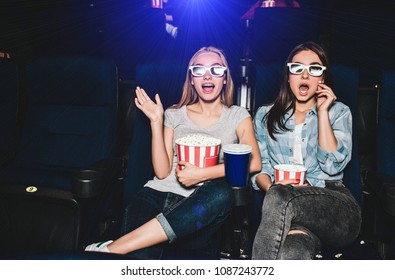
[316,82,337,112]
[175,161,203,187]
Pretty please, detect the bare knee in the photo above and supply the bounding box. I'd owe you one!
[288,229,309,235]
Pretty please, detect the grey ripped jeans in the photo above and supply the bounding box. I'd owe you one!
[251,181,361,260]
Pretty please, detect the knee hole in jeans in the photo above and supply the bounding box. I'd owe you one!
[288,229,309,236]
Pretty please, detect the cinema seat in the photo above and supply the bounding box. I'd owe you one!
[0,56,121,257]
[120,60,186,205]
[366,69,395,259]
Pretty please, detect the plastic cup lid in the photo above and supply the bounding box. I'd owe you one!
[222,143,252,154]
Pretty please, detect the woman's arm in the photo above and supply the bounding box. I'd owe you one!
[237,117,262,174]
[316,104,353,174]
[316,84,352,174]
[176,161,225,187]
[316,83,338,152]
[251,106,275,191]
[151,124,174,179]
[255,173,273,192]
[135,87,173,179]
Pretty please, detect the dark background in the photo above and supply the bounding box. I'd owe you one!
[0,0,393,84]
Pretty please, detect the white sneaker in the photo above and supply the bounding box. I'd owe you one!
[85,240,113,253]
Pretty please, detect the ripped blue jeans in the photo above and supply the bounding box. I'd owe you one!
[252,181,361,260]
[122,178,234,259]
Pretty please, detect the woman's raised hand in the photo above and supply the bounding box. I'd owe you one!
[135,86,164,123]
[316,82,337,112]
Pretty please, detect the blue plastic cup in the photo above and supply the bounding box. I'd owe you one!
[222,144,252,187]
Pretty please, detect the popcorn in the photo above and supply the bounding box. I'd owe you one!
[176,134,221,169]
[176,134,221,147]
[274,164,306,172]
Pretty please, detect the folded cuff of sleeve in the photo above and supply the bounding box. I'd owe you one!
[317,144,347,167]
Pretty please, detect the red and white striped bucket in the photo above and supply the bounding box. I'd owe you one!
[262,0,276,8]
[274,164,307,186]
[177,144,220,170]
[150,0,163,9]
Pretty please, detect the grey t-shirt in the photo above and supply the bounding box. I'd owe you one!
[144,104,251,197]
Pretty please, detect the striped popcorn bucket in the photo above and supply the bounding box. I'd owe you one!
[274,164,307,186]
[176,144,220,170]
[262,0,276,8]
[150,0,163,9]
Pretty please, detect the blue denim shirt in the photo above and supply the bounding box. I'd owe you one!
[252,101,352,189]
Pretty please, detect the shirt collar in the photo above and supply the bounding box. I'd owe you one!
[284,103,318,117]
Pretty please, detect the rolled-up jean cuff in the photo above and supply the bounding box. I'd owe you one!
[156,213,177,243]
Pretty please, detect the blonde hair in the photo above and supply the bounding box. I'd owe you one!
[174,46,234,108]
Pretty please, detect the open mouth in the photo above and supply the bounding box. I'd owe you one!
[202,83,215,92]
[299,83,309,95]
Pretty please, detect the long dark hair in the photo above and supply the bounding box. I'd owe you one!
[264,41,332,140]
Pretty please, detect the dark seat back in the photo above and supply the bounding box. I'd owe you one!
[366,70,395,216]
[376,70,395,177]
[17,57,118,170]
[122,110,154,205]
[123,60,186,205]
[0,57,119,189]
[331,65,361,204]
[362,70,395,259]
[253,62,283,113]
[135,60,187,109]
[0,59,18,164]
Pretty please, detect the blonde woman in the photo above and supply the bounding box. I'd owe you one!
[86,46,261,258]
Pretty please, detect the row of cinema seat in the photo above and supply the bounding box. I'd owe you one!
[0,56,123,257]
[0,55,392,260]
